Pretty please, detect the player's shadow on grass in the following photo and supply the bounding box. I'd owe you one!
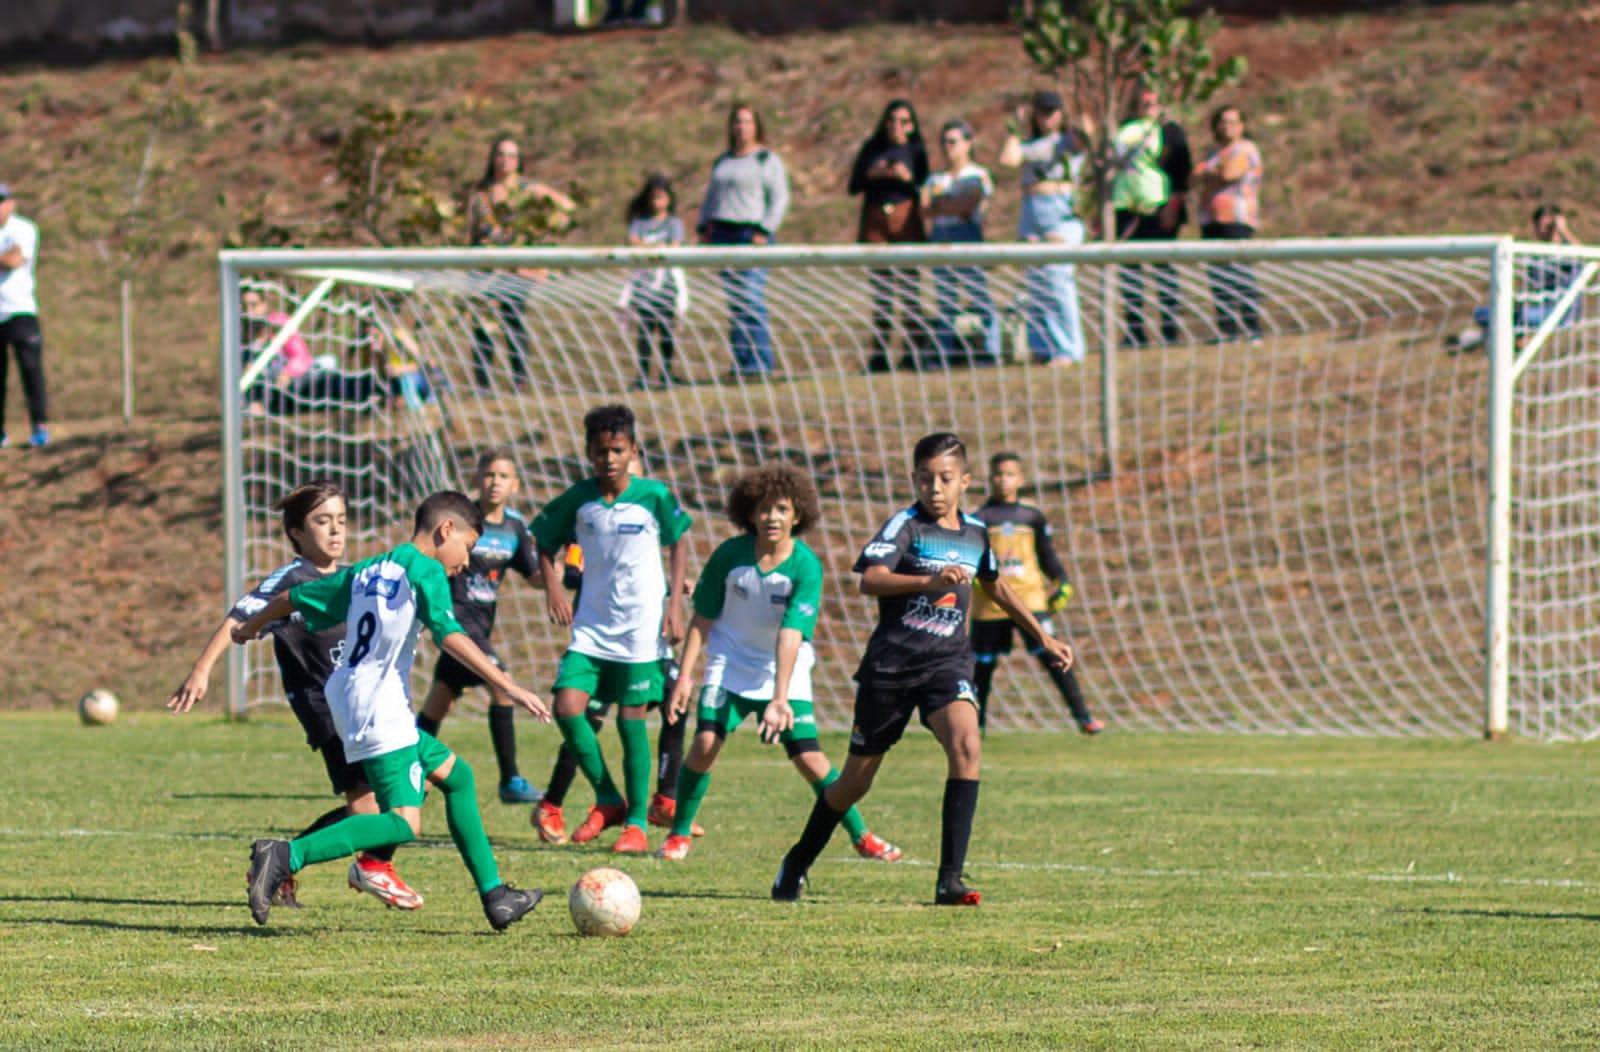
[1405,906,1600,923]
[170,791,329,802]
[4,916,294,937]
[639,889,763,902]
[0,893,238,908]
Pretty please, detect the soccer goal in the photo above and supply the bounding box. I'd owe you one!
[216,236,1600,740]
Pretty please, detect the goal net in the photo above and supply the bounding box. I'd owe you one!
[217,238,1600,740]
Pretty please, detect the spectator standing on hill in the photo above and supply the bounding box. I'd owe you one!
[999,91,1088,365]
[623,174,685,389]
[698,104,790,378]
[0,185,47,448]
[923,119,1001,365]
[466,135,577,389]
[1113,86,1186,347]
[1194,105,1264,343]
[852,99,930,373]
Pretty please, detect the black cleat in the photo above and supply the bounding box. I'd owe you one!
[482,883,544,932]
[247,839,293,925]
[935,876,982,906]
[771,853,807,902]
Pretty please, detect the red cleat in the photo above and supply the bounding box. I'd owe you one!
[935,878,981,906]
[656,834,692,860]
[611,824,650,854]
[647,792,704,836]
[347,855,424,910]
[532,800,568,844]
[1078,718,1105,736]
[853,832,903,863]
[571,803,627,844]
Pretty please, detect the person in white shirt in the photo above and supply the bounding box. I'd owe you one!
[0,184,46,448]
[922,120,1001,365]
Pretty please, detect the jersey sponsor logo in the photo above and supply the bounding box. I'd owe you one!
[768,592,789,606]
[1000,523,1016,535]
[363,576,401,599]
[901,594,966,637]
[329,639,347,668]
[863,542,897,559]
[618,522,645,535]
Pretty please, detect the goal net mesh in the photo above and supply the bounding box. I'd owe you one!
[223,243,1571,737]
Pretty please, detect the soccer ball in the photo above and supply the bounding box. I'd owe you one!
[568,866,641,937]
[78,689,120,726]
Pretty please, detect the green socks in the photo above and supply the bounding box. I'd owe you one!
[438,757,501,895]
[619,717,652,829]
[815,768,868,844]
[289,812,414,871]
[556,713,624,807]
[671,764,712,838]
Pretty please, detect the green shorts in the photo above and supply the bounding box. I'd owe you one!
[696,686,817,746]
[554,650,664,708]
[360,730,453,810]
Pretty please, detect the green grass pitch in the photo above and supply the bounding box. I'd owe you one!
[3,711,1598,1049]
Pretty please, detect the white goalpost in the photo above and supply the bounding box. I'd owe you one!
[216,236,1600,740]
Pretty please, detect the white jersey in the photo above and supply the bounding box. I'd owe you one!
[532,477,693,663]
[291,543,464,762]
[0,214,38,320]
[694,535,823,701]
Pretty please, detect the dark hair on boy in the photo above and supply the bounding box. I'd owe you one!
[627,173,677,223]
[476,446,519,475]
[276,480,345,553]
[1533,202,1566,224]
[584,404,637,445]
[725,463,821,537]
[989,451,1023,472]
[415,490,485,537]
[913,432,968,467]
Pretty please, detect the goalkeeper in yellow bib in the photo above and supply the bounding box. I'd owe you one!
[973,452,1101,734]
[657,464,902,863]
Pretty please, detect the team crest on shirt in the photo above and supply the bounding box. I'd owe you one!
[363,576,400,599]
[901,593,965,637]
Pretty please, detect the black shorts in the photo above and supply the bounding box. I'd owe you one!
[433,642,502,692]
[286,686,365,795]
[849,667,979,757]
[317,736,367,796]
[972,615,1056,659]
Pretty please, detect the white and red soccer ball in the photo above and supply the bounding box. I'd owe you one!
[568,866,641,937]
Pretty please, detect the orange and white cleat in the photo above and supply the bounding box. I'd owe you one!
[347,855,424,910]
[611,824,650,855]
[655,834,693,861]
[1078,718,1106,736]
[571,803,627,845]
[853,832,903,863]
[647,792,705,836]
[532,800,568,845]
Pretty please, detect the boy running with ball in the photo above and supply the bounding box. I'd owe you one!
[532,405,692,855]
[772,433,1072,906]
[972,452,1101,734]
[657,464,900,863]
[236,491,550,932]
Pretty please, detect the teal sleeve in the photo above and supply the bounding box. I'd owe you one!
[692,541,735,621]
[781,551,823,640]
[289,565,355,632]
[531,487,581,556]
[410,557,466,644]
[655,486,693,547]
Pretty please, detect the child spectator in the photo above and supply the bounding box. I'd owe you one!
[852,99,930,373]
[922,119,1001,366]
[1194,105,1265,343]
[623,174,685,390]
[1457,204,1584,352]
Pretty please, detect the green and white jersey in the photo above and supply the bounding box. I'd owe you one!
[533,476,693,663]
[693,535,822,701]
[291,543,465,763]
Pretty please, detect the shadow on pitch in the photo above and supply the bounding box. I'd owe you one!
[2,916,294,937]
[639,889,765,902]
[1403,906,1600,923]
[0,893,238,908]
[170,791,330,802]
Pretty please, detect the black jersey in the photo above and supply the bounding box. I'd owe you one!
[853,503,999,687]
[229,557,345,696]
[972,499,1067,620]
[450,507,540,642]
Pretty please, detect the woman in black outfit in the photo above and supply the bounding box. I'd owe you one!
[850,100,930,372]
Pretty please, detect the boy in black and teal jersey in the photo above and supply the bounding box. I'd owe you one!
[972,452,1101,734]
[657,464,900,862]
[772,433,1073,907]
[532,405,692,855]
[415,448,546,803]
[235,491,550,932]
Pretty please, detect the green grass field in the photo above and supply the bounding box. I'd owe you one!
[3,713,1598,1049]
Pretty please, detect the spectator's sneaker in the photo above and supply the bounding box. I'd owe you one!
[1078,718,1106,736]
[611,824,650,855]
[482,883,543,932]
[647,792,705,836]
[771,853,807,902]
[853,832,903,863]
[246,838,292,925]
[571,803,627,844]
[498,776,542,804]
[934,877,982,906]
[270,875,304,909]
[656,834,692,861]
[532,800,568,844]
[347,856,424,910]
[28,426,47,448]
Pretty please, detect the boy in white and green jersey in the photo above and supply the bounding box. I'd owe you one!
[235,491,551,932]
[533,405,692,854]
[658,464,900,862]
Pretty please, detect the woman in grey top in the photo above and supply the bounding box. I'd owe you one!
[999,91,1087,365]
[697,104,790,377]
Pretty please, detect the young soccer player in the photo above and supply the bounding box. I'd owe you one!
[236,491,551,931]
[415,448,546,803]
[657,464,901,863]
[973,452,1102,735]
[771,433,1073,906]
[532,405,691,855]
[167,481,419,911]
